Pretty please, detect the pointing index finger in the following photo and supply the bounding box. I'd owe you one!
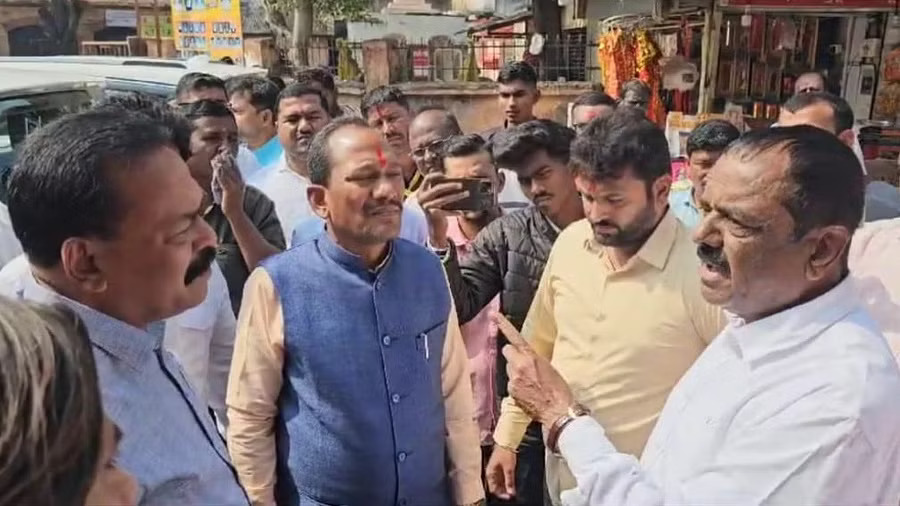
[494,313,531,350]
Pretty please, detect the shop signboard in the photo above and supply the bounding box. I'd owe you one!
[141,14,174,39]
[170,0,244,62]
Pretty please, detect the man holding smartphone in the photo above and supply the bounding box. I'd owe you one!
[418,120,584,506]
[418,135,505,491]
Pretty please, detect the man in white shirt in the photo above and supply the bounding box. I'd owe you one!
[255,83,331,246]
[497,125,900,505]
[0,202,22,267]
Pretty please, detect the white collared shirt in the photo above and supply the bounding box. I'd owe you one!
[0,254,236,429]
[254,154,314,247]
[557,277,900,506]
[0,203,22,268]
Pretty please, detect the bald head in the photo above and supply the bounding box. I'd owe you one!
[794,72,826,95]
[409,107,463,174]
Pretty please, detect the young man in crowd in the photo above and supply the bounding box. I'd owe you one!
[295,66,358,117]
[668,119,741,229]
[487,109,723,505]
[417,133,506,497]
[175,72,263,183]
[5,109,248,504]
[570,91,617,133]
[227,75,283,180]
[500,126,900,505]
[778,91,899,220]
[419,119,583,506]
[226,117,484,506]
[255,84,332,244]
[180,100,285,314]
[483,61,540,143]
[618,79,651,112]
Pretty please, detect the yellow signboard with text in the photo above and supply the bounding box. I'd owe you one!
[170,0,243,62]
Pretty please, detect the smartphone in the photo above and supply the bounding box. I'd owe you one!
[442,178,494,212]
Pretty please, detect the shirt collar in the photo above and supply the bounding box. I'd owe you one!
[318,230,394,276]
[584,209,678,271]
[20,273,160,369]
[727,276,858,366]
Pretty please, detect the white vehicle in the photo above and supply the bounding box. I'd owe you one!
[0,56,265,99]
[0,67,102,202]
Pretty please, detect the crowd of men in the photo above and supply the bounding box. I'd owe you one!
[0,60,899,506]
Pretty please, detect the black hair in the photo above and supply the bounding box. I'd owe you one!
[268,75,286,90]
[276,83,330,115]
[491,119,575,172]
[8,110,174,267]
[307,116,370,186]
[796,70,827,90]
[498,61,537,87]
[360,85,409,118]
[412,106,462,137]
[573,91,617,108]
[178,99,234,122]
[93,91,192,161]
[225,75,280,114]
[619,79,651,99]
[782,91,854,134]
[175,72,225,102]
[726,125,864,239]
[570,107,670,185]
[686,119,741,157]
[442,134,489,160]
[295,66,337,92]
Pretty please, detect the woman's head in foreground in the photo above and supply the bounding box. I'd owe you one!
[0,297,137,506]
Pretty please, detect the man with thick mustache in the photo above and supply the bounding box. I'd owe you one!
[256,83,331,245]
[4,109,249,504]
[227,117,484,506]
[498,125,900,505]
[487,108,723,505]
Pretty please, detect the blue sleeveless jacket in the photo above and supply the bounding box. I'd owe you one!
[263,234,453,506]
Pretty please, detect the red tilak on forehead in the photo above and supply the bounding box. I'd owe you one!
[376,147,387,168]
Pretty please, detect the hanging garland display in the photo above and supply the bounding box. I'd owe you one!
[598,28,665,124]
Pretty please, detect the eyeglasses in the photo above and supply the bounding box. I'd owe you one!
[411,137,448,159]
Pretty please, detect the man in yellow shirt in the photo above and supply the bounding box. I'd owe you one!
[487,108,724,504]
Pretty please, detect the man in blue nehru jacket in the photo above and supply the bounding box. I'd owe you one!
[226,115,485,506]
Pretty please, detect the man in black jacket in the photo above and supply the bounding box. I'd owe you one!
[419,119,583,505]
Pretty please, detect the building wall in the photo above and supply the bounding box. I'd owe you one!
[347,13,469,43]
[337,80,594,132]
[0,1,164,56]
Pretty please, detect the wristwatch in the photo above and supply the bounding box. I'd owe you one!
[546,402,591,455]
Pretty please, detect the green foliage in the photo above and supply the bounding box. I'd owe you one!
[313,0,375,21]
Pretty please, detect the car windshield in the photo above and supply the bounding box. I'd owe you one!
[0,90,92,203]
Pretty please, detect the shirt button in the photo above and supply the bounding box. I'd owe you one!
[374,280,383,291]
[382,335,392,346]
[391,393,401,404]
[397,451,407,462]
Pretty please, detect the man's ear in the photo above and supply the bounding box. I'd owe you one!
[262,108,275,126]
[838,129,856,151]
[497,169,507,195]
[307,185,329,220]
[533,88,542,103]
[804,225,852,282]
[59,237,108,293]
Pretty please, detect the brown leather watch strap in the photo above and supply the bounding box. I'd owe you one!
[546,414,577,455]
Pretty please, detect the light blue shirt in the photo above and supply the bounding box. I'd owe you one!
[292,199,428,247]
[668,186,702,230]
[252,135,284,172]
[10,275,249,505]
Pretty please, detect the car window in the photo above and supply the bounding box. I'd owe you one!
[104,78,175,99]
[0,90,92,204]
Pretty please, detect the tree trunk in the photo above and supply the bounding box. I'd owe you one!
[291,0,314,67]
[532,0,562,81]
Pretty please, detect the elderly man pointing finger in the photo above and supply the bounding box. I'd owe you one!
[499,126,900,506]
